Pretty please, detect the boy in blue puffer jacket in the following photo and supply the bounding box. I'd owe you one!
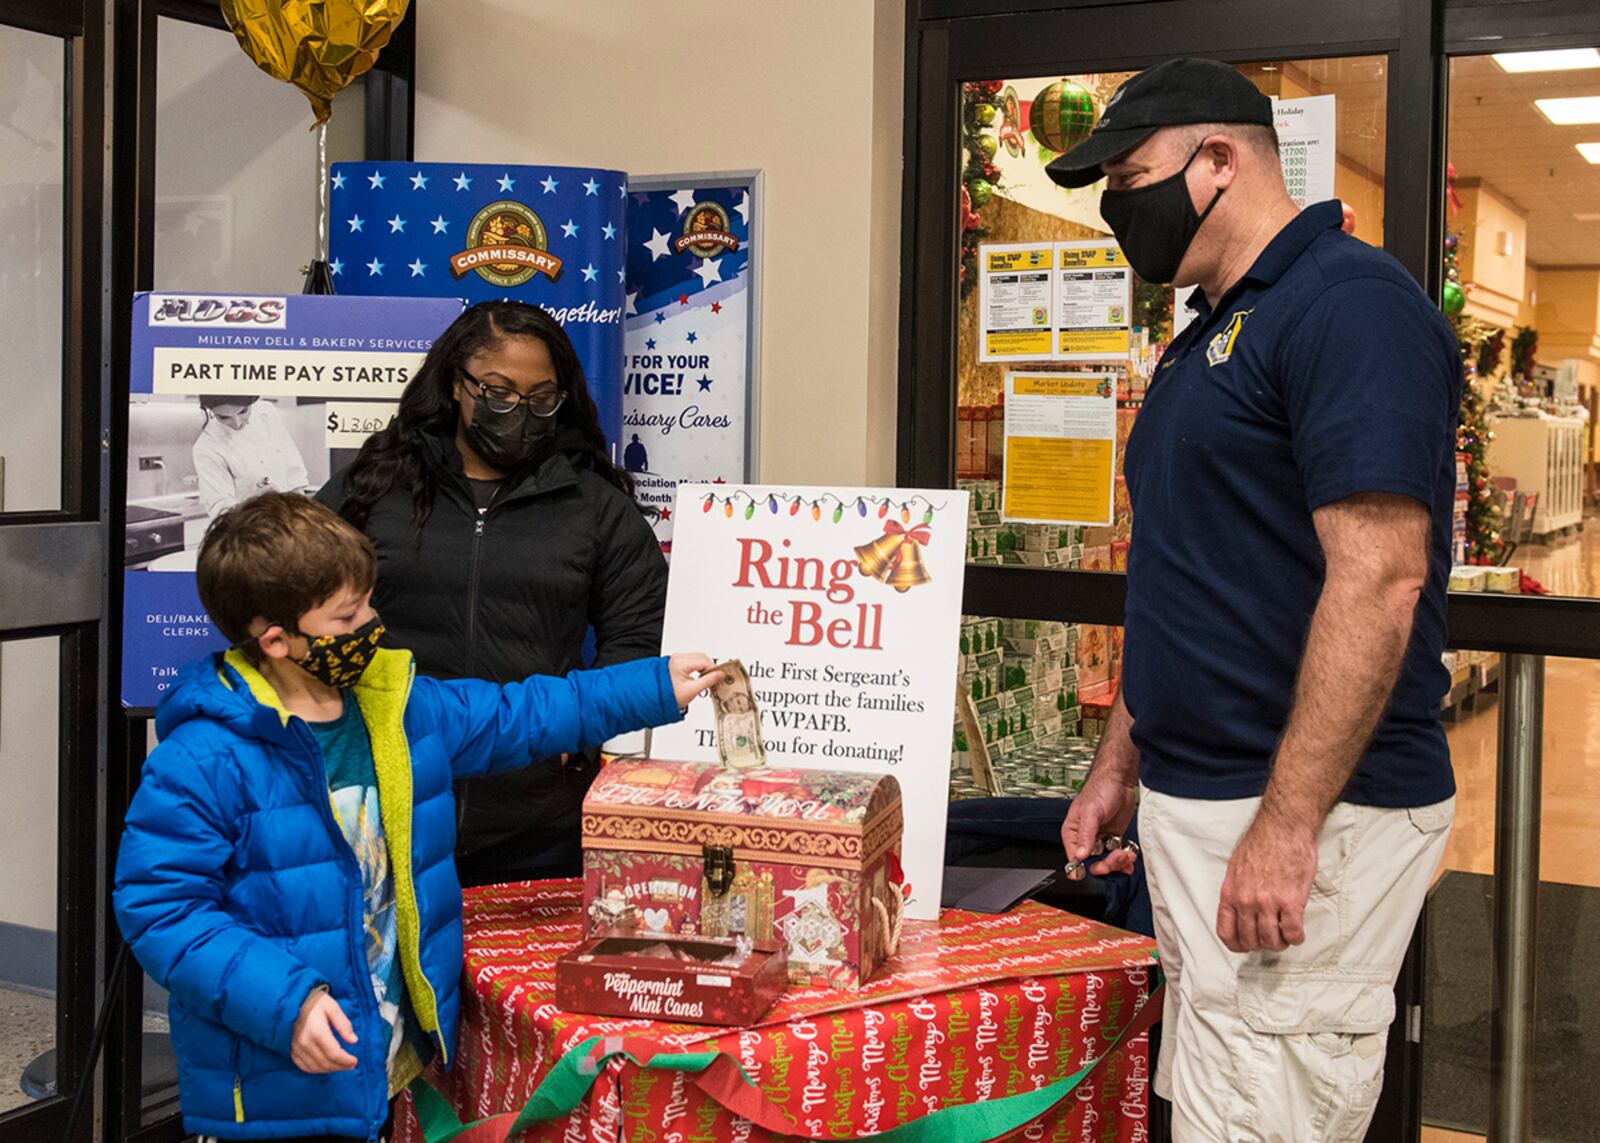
[114,493,719,1141]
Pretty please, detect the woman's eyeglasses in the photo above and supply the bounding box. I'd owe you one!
[460,368,566,417]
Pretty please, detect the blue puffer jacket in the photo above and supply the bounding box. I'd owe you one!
[113,647,680,1140]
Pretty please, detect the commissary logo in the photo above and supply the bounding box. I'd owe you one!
[450,200,563,287]
[673,202,740,258]
[149,295,286,328]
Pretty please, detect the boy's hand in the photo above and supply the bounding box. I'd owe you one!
[291,989,358,1074]
[668,654,723,711]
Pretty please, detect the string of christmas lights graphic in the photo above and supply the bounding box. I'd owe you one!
[698,491,948,525]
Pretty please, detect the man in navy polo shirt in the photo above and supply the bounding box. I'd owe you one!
[1052,59,1458,1141]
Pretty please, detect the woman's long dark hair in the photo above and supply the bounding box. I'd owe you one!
[334,300,637,530]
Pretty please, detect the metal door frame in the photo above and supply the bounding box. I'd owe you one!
[0,2,107,1142]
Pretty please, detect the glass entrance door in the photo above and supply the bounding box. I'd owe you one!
[901,3,1600,1140]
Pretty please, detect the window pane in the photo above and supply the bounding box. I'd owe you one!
[0,26,65,513]
[1424,652,1600,1137]
[154,17,367,293]
[0,637,61,1114]
[954,58,1387,561]
[1446,52,1600,599]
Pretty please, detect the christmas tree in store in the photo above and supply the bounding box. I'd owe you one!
[1444,230,1502,563]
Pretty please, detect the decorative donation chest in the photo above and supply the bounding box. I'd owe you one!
[581,759,905,990]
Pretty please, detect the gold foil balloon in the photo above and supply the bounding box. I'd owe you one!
[220,0,411,127]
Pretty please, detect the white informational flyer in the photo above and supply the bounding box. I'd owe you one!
[653,483,971,920]
[1001,372,1117,526]
[1272,94,1337,209]
[977,243,1055,362]
[1056,238,1132,361]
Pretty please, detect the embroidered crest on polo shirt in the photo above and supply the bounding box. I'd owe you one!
[1207,309,1252,367]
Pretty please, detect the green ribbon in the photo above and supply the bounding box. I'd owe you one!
[412,969,1161,1142]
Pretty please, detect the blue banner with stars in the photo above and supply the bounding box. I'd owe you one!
[623,183,753,554]
[328,162,629,449]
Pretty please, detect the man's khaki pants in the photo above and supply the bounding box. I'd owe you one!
[1140,787,1453,1142]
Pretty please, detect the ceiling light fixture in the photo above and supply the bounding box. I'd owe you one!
[1575,212,1600,221]
[1493,48,1600,73]
[1535,96,1600,124]
[1577,142,1600,163]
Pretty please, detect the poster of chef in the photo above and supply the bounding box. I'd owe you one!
[121,291,463,709]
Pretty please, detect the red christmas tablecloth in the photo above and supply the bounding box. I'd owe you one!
[399,880,1159,1143]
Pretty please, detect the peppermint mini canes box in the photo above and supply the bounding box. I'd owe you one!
[555,932,788,1026]
[581,759,906,990]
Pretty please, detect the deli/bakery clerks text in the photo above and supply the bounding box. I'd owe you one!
[733,538,884,650]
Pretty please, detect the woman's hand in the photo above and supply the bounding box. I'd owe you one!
[668,654,724,710]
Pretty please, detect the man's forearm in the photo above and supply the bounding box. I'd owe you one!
[1260,578,1415,830]
[1091,690,1139,784]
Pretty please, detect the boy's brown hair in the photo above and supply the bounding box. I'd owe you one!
[197,493,377,654]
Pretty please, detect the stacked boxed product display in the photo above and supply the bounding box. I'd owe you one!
[1453,452,1469,565]
[959,479,1086,570]
[954,615,1082,764]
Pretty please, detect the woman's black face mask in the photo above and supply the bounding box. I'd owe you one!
[462,394,555,471]
[1098,142,1225,285]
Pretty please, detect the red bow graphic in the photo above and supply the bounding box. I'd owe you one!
[884,520,932,545]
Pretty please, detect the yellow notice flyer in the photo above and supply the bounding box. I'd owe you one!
[1056,239,1131,360]
[1001,372,1116,526]
[978,243,1054,361]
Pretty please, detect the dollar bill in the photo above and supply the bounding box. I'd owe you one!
[712,659,768,771]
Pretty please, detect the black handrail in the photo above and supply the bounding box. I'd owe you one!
[963,566,1600,661]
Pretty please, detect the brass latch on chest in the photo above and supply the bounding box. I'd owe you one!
[703,844,736,896]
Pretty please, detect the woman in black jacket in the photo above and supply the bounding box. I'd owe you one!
[319,300,666,886]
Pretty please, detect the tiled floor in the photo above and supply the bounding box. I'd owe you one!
[0,987,52,1116]
[1421,519,1600,1141]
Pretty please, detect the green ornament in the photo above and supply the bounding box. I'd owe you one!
[1442,280,1466,317]
[1030,79,1096,153]
[975,134,998,161]
[972,102,997,126]
[968,178,994,208]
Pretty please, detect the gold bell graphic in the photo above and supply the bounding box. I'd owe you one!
[883,540,932,592]
[854,532,905,579]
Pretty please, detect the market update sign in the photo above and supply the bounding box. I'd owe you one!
[623,184,754,552]
[328,162,629,450]
[652,484,971,920]
[121,291,464,710]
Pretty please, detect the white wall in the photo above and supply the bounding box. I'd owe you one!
[153,17,366,294]
[414,1,905,486]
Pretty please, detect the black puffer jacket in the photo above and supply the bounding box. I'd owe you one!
[318,430,666,883]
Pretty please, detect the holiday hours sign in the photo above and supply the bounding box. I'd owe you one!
[653,484,970,920]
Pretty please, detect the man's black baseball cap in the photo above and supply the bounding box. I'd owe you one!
[1045,58,1274,189]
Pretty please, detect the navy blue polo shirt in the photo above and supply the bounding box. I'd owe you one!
[1123,200,1459,808]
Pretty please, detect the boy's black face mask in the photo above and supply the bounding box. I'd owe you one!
[240,614,387,689]
[291,614,387,689]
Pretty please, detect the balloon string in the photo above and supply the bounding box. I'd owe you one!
[315,121,329,262]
